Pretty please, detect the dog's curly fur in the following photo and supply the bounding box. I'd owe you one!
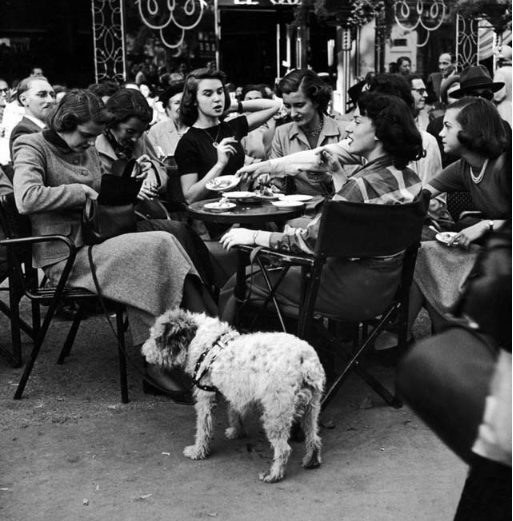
[141,308,326,483]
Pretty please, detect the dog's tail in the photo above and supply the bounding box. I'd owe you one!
[293,357,326,418]
[301,356,326,395]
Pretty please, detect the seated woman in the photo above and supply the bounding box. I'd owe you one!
[95,87,218,290]
[378,96,511,351]
[175,67,282,206]
[95,87,168,199]
[174,67,282,282]
[218,93,423,324]
[12,89,217,403]
[269,69,347,196]
[239,73,445,232]
[408,97,510,333]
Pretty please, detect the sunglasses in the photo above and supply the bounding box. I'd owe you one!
[0,88,8,93]
[411,88,427,95]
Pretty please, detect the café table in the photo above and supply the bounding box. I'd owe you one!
[187,195,323,326]
[186,197,306,225]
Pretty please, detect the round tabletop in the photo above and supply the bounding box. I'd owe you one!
[186,197,305,224]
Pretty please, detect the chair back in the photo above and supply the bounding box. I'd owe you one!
[0,193,33,273]
[0,192,31,240]
[314,190,431,259]
[447,191,475,222]
[0,192,38,295]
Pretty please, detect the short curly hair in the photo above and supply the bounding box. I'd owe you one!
[105,88,153,128]
[357,92,424,170]
[276,69,332,114]
[49,89,113,132]
[180,68,231,127]
[449,97,509,159]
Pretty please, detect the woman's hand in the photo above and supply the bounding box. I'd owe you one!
[82,185,99,200]
[216,137,238,167]
[236,161,272,184]
[134,154,153,179]
[137,179,159,201]
[220,228,257,250]
[450,221,489,249]
[316,149,345,176]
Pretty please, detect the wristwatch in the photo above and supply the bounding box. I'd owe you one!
[488,220,495,232]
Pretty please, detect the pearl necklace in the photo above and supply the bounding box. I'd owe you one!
[469,158,489,184]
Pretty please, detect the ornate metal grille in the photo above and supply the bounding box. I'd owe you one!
[394,0,446,47]
[456,13,479,68]
[91,0,126,83]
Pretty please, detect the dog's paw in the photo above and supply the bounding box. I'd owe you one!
[225,427,245,440]
[302,451,322,469]
[258,470,284,483]
[183,445,207,460]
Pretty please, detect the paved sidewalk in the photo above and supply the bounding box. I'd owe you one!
[0,305,466,521]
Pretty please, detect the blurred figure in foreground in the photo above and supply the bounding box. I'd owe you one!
[397,222,511,521]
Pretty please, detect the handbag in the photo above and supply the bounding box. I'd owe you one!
[82,198,137,245]
[134,198,171,221]
[82,158,143,245]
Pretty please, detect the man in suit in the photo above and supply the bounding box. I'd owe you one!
[427,52,457,103]
[9,76,56,156]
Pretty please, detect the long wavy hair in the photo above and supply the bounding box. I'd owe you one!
[180,68,231,127]
[276,69,332,115]
[448,97,509,159]
[357,92,423,170]
[49,89,113,132]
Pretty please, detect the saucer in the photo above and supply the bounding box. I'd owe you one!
[204,201,236,213]
[271,200,305,209]
[206,176,240,192]
[435,231,459,245]
[280,194,313,202]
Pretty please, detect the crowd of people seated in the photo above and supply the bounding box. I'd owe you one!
[0,58,510,515]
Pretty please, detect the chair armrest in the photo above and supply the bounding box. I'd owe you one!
[0,234,79,296]
[458,210,483,221]
[0,233,77,253]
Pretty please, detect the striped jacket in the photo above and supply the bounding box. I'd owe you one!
[269,155,422,254]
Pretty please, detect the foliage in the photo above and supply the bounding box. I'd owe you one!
[294,0,396,34]
[444,0,512,33]
[347,0,386,28]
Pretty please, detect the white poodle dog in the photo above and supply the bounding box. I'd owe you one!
[141,308,326,483]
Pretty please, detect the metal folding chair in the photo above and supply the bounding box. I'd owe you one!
[0,193,129,402]
[235,190,431,411]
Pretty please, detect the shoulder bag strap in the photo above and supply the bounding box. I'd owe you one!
[87,245,181,393]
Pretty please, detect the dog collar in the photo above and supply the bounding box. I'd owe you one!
[192,330,239,392]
